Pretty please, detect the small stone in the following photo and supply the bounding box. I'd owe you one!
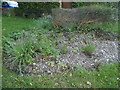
[106,59,109,62]
[94,59,98,62]
[35,67,38,70]
[91,63,94,66]
[33,63,36,65]
[33,69,36,71]
[47,70,51,74]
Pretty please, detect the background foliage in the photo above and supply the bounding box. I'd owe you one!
[14,2,118,17]
[14,2,59,16]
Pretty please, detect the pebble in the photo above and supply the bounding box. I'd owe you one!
[33,63,36,65]
[47,70,51,74]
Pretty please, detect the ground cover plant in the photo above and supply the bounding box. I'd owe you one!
[80,43,95,56]
[2,15,119,88]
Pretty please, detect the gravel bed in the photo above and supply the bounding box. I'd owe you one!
[3,32,119,75]
[25,32,119,75]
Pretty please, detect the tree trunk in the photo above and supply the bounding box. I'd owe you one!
[61,0,72,9]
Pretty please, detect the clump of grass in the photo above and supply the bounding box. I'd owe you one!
[3,32,39,74]
[3,30,59,74]
[80,44,95,56]
[60,22,77,32]
[34,18,53,30]
[38,33,59,57]
[70,38,77,42]
[59,45,68,54]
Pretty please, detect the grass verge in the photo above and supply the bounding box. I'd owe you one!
[2,63,119,88]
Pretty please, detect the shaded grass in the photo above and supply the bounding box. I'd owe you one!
[2,16,53,36]
[80,21,119,33]
[2,63,119,88]
[2,16,35,35]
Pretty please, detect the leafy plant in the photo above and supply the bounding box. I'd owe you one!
[58,61,67,68]
[59,45,68,54]
[38,34,59,57]
[70,38,77,42]
[3,30,60,74]
[62,22,77,32]
[4,33,39,74]
[80,44,95,56]
[34,18,53,30]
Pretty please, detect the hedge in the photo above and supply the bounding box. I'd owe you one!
[14,2,59,17]
[2,2,118,18]
[52,6,118,28]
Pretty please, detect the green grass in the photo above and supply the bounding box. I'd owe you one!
[2,16,119,88]
[2,17,34,35]
[81,21,119,33]
[2,63,119,88]
[80,43,95,56]
[2,16,53,36]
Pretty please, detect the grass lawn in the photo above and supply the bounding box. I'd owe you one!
[2,16,52,36]
[2,16,120,88]
[2,64,119,88]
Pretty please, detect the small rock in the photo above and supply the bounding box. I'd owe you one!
[33,63,36,65]
[47,70,51,74]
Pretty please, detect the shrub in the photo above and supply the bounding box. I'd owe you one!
[52,5,117,30]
